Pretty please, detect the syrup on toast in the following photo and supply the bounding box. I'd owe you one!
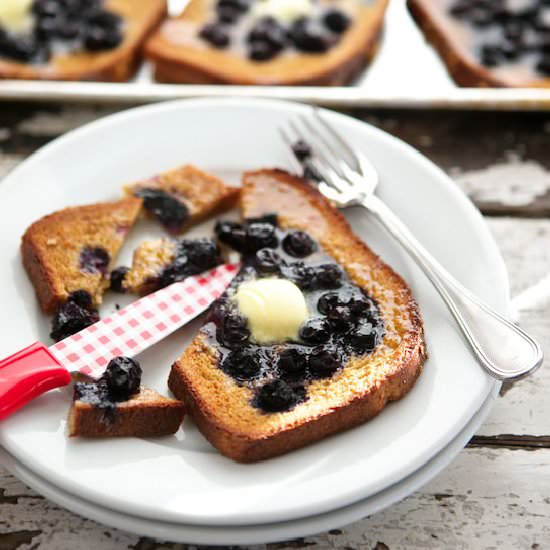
[168,169,426,462]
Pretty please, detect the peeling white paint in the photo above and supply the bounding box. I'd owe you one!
[455,159,550,207]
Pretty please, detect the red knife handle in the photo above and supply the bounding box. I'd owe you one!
[0,342,71,421]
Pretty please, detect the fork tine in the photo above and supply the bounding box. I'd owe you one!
[278,127,303,175]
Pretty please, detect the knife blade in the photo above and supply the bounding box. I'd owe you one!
[0,263,239,420]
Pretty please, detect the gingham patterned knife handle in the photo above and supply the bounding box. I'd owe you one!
[50,263,239,378]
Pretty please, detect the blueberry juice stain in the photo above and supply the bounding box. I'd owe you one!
[205,214,385,414]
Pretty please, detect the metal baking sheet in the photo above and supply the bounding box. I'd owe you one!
[1,0,550,110]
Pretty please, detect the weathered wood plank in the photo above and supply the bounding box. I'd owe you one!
[1,448,548,549]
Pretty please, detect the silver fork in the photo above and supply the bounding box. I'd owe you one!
[280,111,543,381]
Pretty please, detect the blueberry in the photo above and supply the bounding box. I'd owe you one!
[313,263,343,289]
[249,40,280,61]
[50,300,100,342]
[222,349,261,381]
[246,214,278,227]
[217,0,249,13]
[282,231,317,258]
[86,9,122,29]
[0,32,38,62]
[277,348,308,378]
[480,44,501,67]
[299,318,330,344]
[292,139,312,162]
[181,238,221,272]
[309,347,341,378]
[217,4,242,23]
[110,266,129,293]
[537,54,550,75]
[280,261,316,290]
[290,18,331,53]
[101,356,142,401]
[255,379,304,412]
[349,321,378,353]
[32,0,60,17]
[245,222,278,251]
[220,313,250,346]
[74,380,109,405]
[317,291,340,315]
[69,289,94,309]
[326,306,353,333]
[80,246,110,276]
[215,220,247,251]
[56,20,81,40]
[199,23,230,48]
[84,25,123,50]
[255,248,286,273]
[134,188,189,232]
[323,10,351,33]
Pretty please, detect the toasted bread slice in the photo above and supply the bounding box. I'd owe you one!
[145,0,388,85]
[408,0,550,88]
[124,164,239,234]
[0,0,166,82]
[22,198,142,314]
[68,386,185,438]
[168,169,426,463]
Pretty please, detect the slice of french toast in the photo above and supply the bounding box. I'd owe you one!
[0,0,166,82]
[168,169,426,463]
[124,164,240,235]
[145,0,388,86]
[408,0,550,88]
[22,197,142,314]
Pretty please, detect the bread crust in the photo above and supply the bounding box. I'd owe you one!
[408,0,550,88]
[68,386,185,438]
[21,197,142,314]
[0,0,166,82]
[169,169,427,463]
[146,0,388,86]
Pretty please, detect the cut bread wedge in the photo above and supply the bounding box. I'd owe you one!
[145,0,389,85]
[124,164,240,234]
[0,0,166,82]
[22,197,142,314]
[168,169,426,463]
[408,0,550,88]
[68,386,185,438]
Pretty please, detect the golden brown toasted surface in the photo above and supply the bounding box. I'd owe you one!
[21,197,142,314]
[0,0,166,82]
[169,169,426,462]
[68,386,185,438]
[124,164,240,233]
[123,238,177,295]
[146,0,388,85]
[408,0,550,88]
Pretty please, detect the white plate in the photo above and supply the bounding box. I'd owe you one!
[0,385,500,545]
[0,98,506,527]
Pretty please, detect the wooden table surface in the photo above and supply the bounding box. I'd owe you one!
[0,104,549,550]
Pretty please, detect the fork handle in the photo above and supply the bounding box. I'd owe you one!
[363,195,543,380]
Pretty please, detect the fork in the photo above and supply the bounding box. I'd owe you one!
[280,111,543,381]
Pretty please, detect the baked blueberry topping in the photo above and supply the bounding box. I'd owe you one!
[255,379,304,412]
[309,347,341,378]
[0,0,124,64]
[255,248,286,274]
[247,16,286,61]
[200,23,230,48]
[135,188,189,232]
[323,10,351,34]
[207,224,384,413]
[283,231,317,258]
[69,289,94,309]
[290,17,331,53]
[50,299,100,342]
[110,266,129,293]
[80,246,110,276]
[277,348,308,378]
[219,312,250,346]
[222,349,261,381]
[299,317,330,345]
[448,0,550,75]
[102,356,142,401]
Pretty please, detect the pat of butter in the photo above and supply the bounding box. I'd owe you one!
[0,0,33,32]
[252,0,313,24]
[235,278,308,343]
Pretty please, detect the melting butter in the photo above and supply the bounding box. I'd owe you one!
[0,0,33,33]
[251,0,313,24]
[235,277,308,343]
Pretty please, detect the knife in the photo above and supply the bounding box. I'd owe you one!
[0,263,239,421]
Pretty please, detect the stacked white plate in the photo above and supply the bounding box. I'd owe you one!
[0,99,506,545]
